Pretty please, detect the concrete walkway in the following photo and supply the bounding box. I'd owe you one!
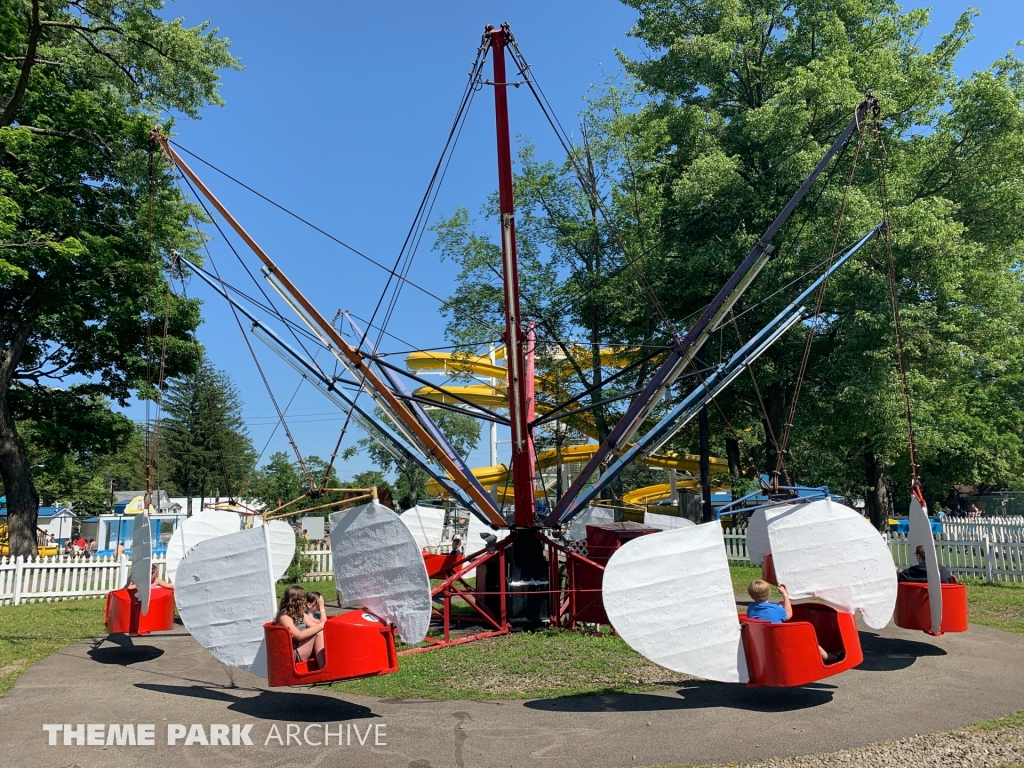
[3,621,1023,768]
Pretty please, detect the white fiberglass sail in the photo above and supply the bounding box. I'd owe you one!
[130,512,153,615]
[751,499,897,629]
[330,501,431,645]
[603,522,749,683]
[174,525,276,678]
[165,510,241,583]
[908,494,943,634]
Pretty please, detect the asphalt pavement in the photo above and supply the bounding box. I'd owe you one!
[2,616,1022,768]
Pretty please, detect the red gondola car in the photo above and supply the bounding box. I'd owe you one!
[740,603,863,687]
[894,581,968,635]
[263,609,399,688]
[104,586,176,635]
[422,551,462,578]
[761,553,779,586]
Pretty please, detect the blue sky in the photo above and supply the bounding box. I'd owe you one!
[137,1,1023,482]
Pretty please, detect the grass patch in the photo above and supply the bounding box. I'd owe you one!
[330,564,758,700]
[729,563,762,596]
[0,598,106,697]
[331,627,697,700]
[963,580,1024,637]
[971,709,1024,732]
[275,580,335,600]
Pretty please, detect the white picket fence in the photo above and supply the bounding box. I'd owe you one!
[0,554,169,606]
[304,550,333,581]
[939,520,1024,543]
[4,533,1024,607]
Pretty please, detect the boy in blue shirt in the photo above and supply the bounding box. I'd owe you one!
[745,580,841,664]
[746,579,792,622]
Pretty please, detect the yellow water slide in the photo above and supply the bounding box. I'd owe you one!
[409,347,731,502]
[621,480,731,505]
[424,444,729,499]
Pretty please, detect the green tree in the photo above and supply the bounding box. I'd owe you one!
[248,452,344,515]
[0,0,239,554]
[160,362,254,513]
[615,0,1024,524]
[345,408,480,510]
[432,113,669,452]
[16,388,134,508]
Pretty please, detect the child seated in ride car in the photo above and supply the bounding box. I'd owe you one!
[305,591,324,623]
[746,580,843,665]
[276,586,325,669]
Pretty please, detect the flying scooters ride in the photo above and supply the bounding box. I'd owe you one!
[130,22,960,689]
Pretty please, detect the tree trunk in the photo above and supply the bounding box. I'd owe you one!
[0,320,38,558]
[762,381,789,487]
[0,395,39,558]
[725,437,743,479]
[863,450,891,530]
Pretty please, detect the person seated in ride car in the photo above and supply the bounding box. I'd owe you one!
[276,585,325,669]
[746,580,842,665]
[151,565,173,589]
[450,537,463,557]
[896,544,956,584]
[305,590,324,623]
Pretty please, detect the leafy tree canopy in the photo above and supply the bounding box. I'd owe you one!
[614,0,1024,523]
[0,0,239,554]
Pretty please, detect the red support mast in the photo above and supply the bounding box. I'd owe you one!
[487,23,547,627]
[488,23,536,529]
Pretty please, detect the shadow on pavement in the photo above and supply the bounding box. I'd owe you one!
[524,682,835,713]
[88,645,165,665]
[857,632,946,672]
[134,684,378,721]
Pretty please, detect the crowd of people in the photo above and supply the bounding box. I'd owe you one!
[61,535,99,557]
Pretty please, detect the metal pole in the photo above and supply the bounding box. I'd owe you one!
[698,352,713,522]
[699,415,713,522]
[489,24,546,626]
[489,23,536,530]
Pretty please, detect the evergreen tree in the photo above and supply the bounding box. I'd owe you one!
[160,363,254,511]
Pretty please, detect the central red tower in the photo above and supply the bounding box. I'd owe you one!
[487,23,547,625]
[488,23,536,529]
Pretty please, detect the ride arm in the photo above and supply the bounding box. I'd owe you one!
[557,224,883,525]
[547,96,878,525]
[152,129,506,528]
[340,312,495,504]
[178,256,498,523]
